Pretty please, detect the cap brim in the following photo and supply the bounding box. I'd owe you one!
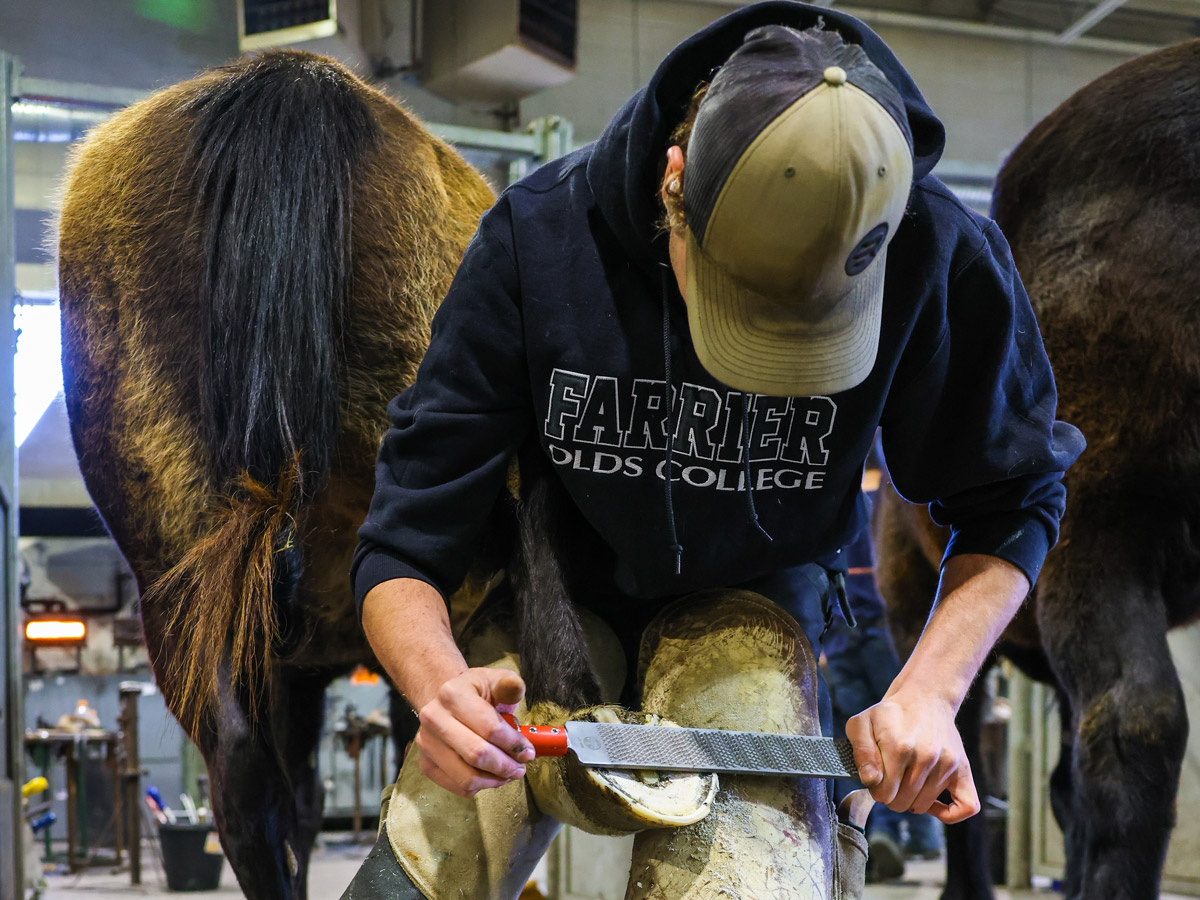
[685,228,884,397]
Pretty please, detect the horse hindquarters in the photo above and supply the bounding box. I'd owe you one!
[1036,541,1188,900]
[58,51,396,900]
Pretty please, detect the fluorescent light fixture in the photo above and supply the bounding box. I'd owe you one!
[25,619,87,642]
[14,301,63,447]
[11,102,110,143]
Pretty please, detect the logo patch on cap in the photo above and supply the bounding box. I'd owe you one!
[844,223,889,276]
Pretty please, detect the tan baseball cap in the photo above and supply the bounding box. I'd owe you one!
[683,26,914,397]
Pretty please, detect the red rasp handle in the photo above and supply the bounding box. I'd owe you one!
[500,713,569,757]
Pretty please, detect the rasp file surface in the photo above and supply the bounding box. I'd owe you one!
[565,722,858,777]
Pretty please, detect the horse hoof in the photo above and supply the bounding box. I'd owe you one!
[524,703,718,834]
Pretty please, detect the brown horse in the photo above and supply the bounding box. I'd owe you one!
[57,51,494,899]
[873,39,1200,900]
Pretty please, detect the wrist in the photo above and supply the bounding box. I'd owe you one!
[361,577,467,711]
[406,663,469,713]
[883,675,964,714]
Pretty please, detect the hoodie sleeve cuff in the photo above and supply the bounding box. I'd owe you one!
[941,512,1052,591]
[353,547,447,623]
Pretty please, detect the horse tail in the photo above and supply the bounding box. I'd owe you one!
[147,52,380,735]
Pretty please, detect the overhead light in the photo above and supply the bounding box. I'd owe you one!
[25,619,87,644]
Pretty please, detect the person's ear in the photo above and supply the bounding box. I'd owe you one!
[661,145,685,203]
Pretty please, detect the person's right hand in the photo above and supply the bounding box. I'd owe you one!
[413,667,536,797]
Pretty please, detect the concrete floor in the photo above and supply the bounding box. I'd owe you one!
[35,841,1194,899]
[38,835,366,898]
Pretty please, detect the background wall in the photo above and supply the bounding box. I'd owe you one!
[2,0,1138,170]
[1,0,241,90]
[522,0,1134,168]
[3,0,1142,312]
[0,0,503,125]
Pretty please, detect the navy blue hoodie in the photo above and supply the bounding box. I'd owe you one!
[352,1,1085,614]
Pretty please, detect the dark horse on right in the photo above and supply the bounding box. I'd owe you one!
[873,39,1200,900]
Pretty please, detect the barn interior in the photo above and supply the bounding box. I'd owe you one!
[2,1,1200,899]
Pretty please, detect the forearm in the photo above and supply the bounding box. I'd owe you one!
[886,552,1031,711]
[362,577,533,796]
[362,577,468,711]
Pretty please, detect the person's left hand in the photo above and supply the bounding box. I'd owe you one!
[845,690,980,824]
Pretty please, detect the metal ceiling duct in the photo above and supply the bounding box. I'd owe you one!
[421,0,578,105]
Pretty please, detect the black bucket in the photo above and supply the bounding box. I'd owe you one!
[158,822,225,891]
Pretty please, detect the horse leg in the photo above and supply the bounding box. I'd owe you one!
[139,594,305,899]
[940,658,995,900]
[1038,545,1188,900]
[197,658,314,900]
[273,669,334,896]
[1048,689,1084,900]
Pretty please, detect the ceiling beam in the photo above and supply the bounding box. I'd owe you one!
[839,2,1155,53]
[1056,0,1131,44]
[1123,0,1200,15]
[677,0,1160,53]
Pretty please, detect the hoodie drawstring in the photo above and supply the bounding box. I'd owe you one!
[660,268,774,576]
[661,269,683,575]
[741,398,774,543]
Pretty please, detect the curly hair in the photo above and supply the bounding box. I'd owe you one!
[660,81,710,234]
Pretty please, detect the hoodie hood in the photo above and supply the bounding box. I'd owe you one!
[354,1,1081,616]
[587,1,946,274]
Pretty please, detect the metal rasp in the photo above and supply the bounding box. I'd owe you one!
[503,715,858,778]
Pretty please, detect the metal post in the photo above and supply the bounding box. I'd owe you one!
[528,115,574,163]
[379,733,388,794]
[0,49,24,895]
[341,718,364,844]
[546,831,563,900]
[1006,662,1034,890]
[65,744,78,870]
[109,736,123,866]
[507,157,530,185]
[76,741,89,864]
[118,684,142,884]
[352,743,362,843]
